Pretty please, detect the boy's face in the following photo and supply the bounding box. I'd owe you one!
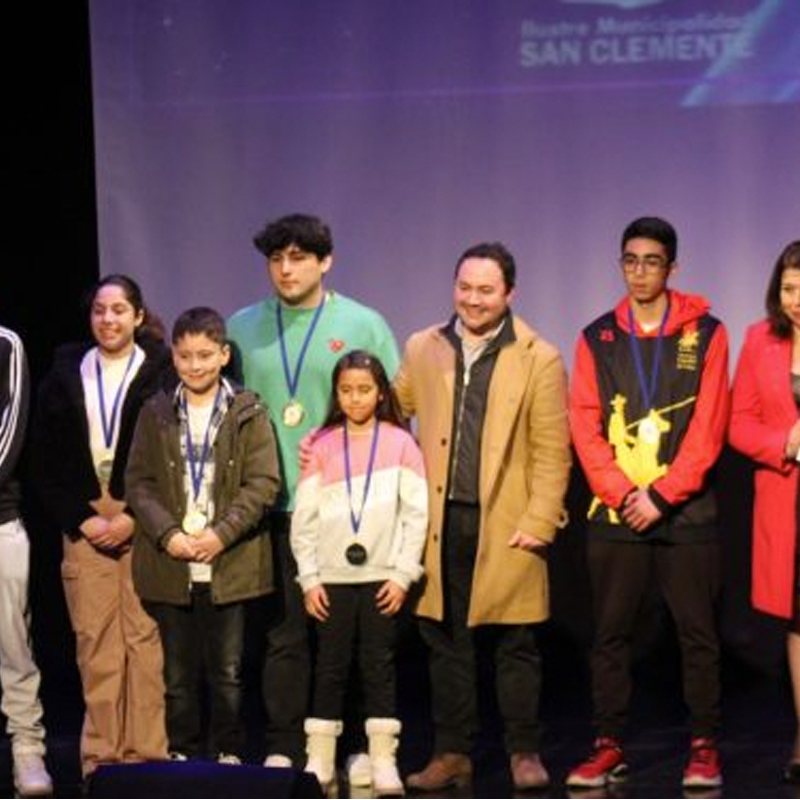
[620,237,673,306]
[172,333,230,399]
[267,243,332,308]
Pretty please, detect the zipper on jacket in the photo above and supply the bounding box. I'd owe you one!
[447,366,471,497]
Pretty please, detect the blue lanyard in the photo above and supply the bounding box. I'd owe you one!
[276,295,327,399]
[343,422,381,535]
[183,388,222,505]
[627,299,670,411]
[96,349,137,450]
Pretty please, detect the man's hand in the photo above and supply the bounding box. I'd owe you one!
[507,530,549,553]
[621,488,662,532]
[297,428,320,472]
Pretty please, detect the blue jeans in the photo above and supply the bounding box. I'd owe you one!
[146,586,245,758]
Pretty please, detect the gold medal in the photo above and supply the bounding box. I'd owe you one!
[182,508,208,536]
[282,399,305,428]
[97,457,114,487]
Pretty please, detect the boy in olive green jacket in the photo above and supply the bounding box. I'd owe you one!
[126,306,280,762]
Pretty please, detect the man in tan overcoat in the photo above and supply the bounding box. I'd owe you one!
[395,241,571,792]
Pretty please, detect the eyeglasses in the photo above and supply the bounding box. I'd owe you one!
[619,253,669,273]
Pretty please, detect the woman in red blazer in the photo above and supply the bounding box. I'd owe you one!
[729,240,800,782]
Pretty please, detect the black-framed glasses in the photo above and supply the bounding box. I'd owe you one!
[619,253,669,273]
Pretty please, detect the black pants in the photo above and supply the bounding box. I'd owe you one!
[146,585,245,758]
[587,538,721,739]
[261,513,311,763]
[312,582,396,720]
[418,502,543,754]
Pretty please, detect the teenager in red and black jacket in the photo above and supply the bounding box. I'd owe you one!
[567,217,729,791]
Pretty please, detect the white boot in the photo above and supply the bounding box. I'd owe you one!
[304,718,343,798]
[366,717,404,797]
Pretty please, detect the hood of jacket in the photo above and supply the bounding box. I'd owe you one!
[614,290,711,336]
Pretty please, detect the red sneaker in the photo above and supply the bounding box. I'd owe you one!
[683,737,722,788]
[566,737,628,788]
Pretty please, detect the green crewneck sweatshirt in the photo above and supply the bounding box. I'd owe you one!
[228,291,399,510]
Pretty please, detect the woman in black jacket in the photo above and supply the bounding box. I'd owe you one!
[32,274,172,777]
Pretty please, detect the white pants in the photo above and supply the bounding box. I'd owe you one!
[0,517,46,754]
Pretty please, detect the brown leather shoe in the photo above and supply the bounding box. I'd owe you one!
[406,752,473,791]
[511,752,550,789]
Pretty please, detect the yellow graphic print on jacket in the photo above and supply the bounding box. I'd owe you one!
[589,393,695,523]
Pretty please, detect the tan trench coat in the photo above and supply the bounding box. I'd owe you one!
[393,316,571,626]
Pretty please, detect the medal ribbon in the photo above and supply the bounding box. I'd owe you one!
[627,298,671,414]
[344,422,381,535]
[277,295,327,401]
[183,387,222,505]
[96,349,137,450]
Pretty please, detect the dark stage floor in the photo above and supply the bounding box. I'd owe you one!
[1,626,798,799]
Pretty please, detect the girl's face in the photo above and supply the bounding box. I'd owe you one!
[90,284,143,357]
[336,367,381,429]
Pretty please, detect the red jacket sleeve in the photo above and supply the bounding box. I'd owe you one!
[650,323,730,506]
[728,327,794,473]
[569,334,636,510]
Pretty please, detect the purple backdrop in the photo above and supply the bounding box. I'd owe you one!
[89,0,800,365]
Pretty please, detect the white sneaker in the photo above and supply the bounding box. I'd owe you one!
[13,752,53,798]
[264,753,293,768]
[346,752,372,787]
[217,753,242,765]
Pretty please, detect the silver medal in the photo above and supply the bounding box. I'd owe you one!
[182,508,208,537]
[638,416,661,445]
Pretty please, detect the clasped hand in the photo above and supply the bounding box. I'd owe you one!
[621,488,662,532]
[166,529,224,563]
[82,493,134,551]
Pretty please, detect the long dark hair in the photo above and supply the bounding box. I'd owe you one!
[765,241,800,339]
[320,350,406,431]
[87,274,166,344]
